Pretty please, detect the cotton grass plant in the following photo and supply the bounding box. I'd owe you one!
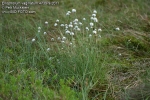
[29,8,109,99]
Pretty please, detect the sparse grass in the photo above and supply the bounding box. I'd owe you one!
[0,0,150,100]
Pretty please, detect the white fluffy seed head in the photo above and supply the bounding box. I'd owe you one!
[74,19,78,22]
[92,14,96,17]
[32,38,35,42]
[70,32,74,35]
[38,30,40,33]
[66,12,70,16]
[89,34,92,37]
[43,32,47,35]
[45,21,48,24]
[38,27,41,30]
[70,42,73,45]
[67,11,71,13]
[61,41,65,43]
[47,48,50,51]
[93,17,98,22]
[65,30,70,34]
[79,22,82,25]
[60,24,64,27]
[72,9,76,13]
[65,24,68,26]
[119,53,122,56]
[56,19,59,22]
[54,23,57,26]
[98,28,102,32]
[77,28,80,31]
[75,25,78,29]
[83,18,86,20]
[74,22,78,25]
[57,37,61,40]
[70,22,72,24]
[93,10,97,13]
[65,26,68,29]
[69,24,73,27]
[51,38,54,41]
[93,30,97,34]
[98,35,102,38]
[62,37,66,41]
[90,22,94,27]
[115,27,120,31]
[86,27,89,31]
[91,17,94,20]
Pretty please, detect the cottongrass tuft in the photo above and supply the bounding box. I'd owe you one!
[83,18,86,20]
[61,41,65,43]
[79,22,82,25]
[54,23,58,26]
[69,24,73,28]
[93,17,98,22]
[32,38,35,42]
[66,11,71,15]
[93,10,97,13]
[43,32,47,35]
[86,27,89,31]
[70,32,74,36]
[69,42,73,45]
[38,30,40,33]
[38,27,41,32]
[72,9,76,13]
[93,30,97,34]
[115,27,120,31]
[90,22,94,27]
[92,14,96,17]
[57,37,61,40]
[47,48,50,51]
[98,35,102,38]
[60,24,64,27]
[38,27,41,30]
[65,30,70,34]
[45,21,48,24]
[74,19,78,22]
[98,28,102,32]
[62,37,66,41]
[56,19,59,22]
[89,34,92,37]
[51,38,54,41]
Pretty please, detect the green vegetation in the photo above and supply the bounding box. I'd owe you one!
[0,0,150,100]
